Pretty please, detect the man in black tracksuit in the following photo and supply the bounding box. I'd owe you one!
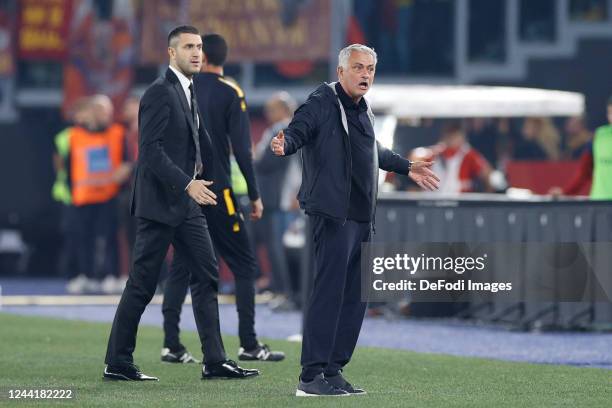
[270,44,440,396]
[161,34,284,363]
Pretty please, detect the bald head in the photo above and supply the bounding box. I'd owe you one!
[90,94,114,129]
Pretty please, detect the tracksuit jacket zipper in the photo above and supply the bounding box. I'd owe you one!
[329,83,377,233]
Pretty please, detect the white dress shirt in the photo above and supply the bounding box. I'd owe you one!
[169,65,201,188]
[169,65,200,127]
[169,65,193,109]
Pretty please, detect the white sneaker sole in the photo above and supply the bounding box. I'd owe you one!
[295,390,350,397]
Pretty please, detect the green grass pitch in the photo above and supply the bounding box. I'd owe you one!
[0,313,609,407]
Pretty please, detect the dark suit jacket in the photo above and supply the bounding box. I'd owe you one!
[130,68,214,226]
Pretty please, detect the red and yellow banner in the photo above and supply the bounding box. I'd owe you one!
[139,0,186,65]
[140,0,331,64]
[17,0,72,60]
[63,0,135,118]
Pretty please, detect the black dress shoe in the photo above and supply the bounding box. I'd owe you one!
[103,365,159,381]
[202,359,259,379]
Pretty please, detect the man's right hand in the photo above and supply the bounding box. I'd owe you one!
[187,180,217,205]
[270,130,285,156]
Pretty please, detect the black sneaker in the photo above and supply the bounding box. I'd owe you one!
[103,364,159,381]
[238,343,285,362]
[295,374,349,397]
[161,348,200,364]
[325,373,366,395]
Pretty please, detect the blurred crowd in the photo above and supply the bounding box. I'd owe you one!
[385,107,611,196]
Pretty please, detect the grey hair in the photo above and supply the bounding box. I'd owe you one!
[338,44,377,69]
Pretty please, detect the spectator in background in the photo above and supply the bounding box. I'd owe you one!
[495,118,517,171]
[53,98,95,289]
[515,117,560,160]
[583,95,612,200]
[466,118,500,167]
[550,96,612,199]
[68,95,130,294]
[562,115,592,159]
[431,120,493,193]
[254,91,298,310]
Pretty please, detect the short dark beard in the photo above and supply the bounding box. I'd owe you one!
[178,65,194,79]
[171,61,194,79]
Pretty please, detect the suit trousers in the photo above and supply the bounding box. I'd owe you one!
[162,188,259,351]
[300,215,371,381]
[105,201,226,366]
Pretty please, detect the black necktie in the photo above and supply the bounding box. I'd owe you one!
[189,83,203,176]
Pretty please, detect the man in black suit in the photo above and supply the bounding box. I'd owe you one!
[103,25,259,381]
[160,33,284,364]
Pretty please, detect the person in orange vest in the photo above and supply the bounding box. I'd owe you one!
[52,98,96,292]
[69,94,131,293]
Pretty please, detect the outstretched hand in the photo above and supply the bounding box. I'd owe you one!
[409,161,440,191]
[270,130,285,156]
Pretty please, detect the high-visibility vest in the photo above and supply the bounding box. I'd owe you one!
[52,127,72,205]
[591,125,612,200]
[70,124,124,206]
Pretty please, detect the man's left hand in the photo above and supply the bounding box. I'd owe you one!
[409,161,440,191]
[250,198,264,220]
